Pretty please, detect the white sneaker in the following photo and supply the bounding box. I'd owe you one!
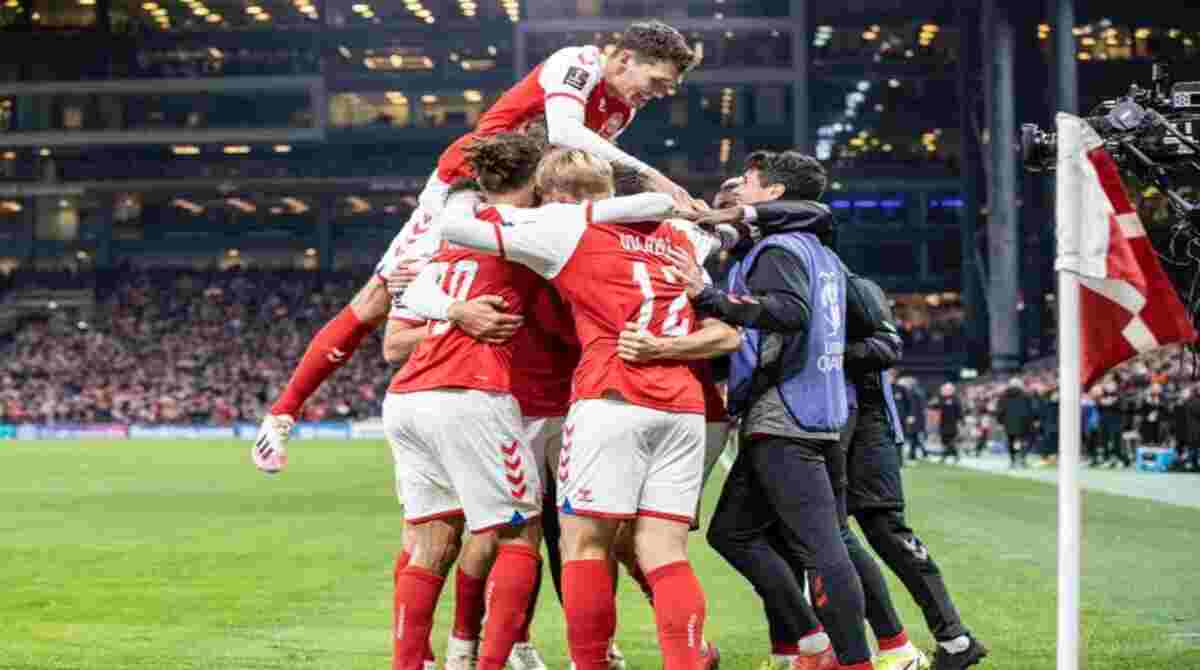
[251,413,294,473]
[445,635,479,670]
[607,641,626,670]
[508,641,547,670]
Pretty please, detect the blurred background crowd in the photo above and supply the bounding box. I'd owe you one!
[0,267,389,426]
[891,346,1200,473]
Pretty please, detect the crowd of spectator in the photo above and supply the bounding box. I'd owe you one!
[0,268,391,426]
[897,346,1200,473]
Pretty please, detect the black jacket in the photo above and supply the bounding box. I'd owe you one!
[844,274,903,400]
[937,396,963,436]
[998,387,1036,436]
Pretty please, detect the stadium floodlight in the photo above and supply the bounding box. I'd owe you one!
[246,5,262,13]
[141,1,157,9]
[193,7,209,16]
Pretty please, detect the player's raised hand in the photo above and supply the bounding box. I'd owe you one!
[252,413,294,474]
[617,322,665,363]
[694,207,744,228]
[644,169,698,214]
[666,247,706,299]
[385,262,423,297]
[448,295,524,344]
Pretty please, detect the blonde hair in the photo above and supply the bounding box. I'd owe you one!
[535,148,614,201]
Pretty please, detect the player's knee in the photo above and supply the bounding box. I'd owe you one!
[496,516,542,548]
[633,516,688,573]
[559,515,617,561]
[611,521,637,566]
[420,519,467,575]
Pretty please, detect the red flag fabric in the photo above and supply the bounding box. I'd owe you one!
[1054,113,1197,388]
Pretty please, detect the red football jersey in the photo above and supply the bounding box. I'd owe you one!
[552,221,705,414]
[436,45,634,183]
[510,284,580,418]
[388,207,544,396]
[442,197,706,414]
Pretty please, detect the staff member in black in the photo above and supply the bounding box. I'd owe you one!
[842,276,989,670]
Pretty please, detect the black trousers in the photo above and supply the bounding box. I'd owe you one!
[940,430,960,462]
[848,401,969,643]
[708,434,871,666]
[907,431,927,460]
[1099,416,1127,465]
[1007,432,1029,466]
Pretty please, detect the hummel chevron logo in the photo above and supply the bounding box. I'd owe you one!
[500,441,519,456]
[506,472,525,486]
[510,484,528,499]
[504,455,522,470]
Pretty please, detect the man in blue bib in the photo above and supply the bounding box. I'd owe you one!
[694,151,872,670]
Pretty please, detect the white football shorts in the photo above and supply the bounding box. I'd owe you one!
[384,389,543,533]
[557,398,704,524]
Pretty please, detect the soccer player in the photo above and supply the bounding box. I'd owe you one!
[382,133,548,670]
[432,149,739,670]
[254,19,701,463]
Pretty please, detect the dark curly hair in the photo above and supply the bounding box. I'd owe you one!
[616,21,698,75]
[463,132,544,194]
[745,150,827,200]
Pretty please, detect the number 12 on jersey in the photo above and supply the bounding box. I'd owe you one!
[632,261,690,337]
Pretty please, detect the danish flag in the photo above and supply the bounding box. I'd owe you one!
[1054,113,1197,388]
[501,441,527,499]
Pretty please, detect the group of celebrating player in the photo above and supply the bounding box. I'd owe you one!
[250,19,989,670]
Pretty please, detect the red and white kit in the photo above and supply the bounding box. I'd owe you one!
[436,194,708,524]
[513,284,580,475]
[382,206,545,533]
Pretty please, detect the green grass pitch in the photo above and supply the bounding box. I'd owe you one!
[2,439,1198,669]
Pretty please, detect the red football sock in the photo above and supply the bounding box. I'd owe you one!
[626,562,654,604]
[517,556,544,643]
[771,641,800,655]
[646,561,707,670]
[271,305,376,416]
[393,566,446,670]
[563,560,616,670]
[877,630,909,652]
[394,551,434,663]
[478,544,541,670]
[452,567,487,642]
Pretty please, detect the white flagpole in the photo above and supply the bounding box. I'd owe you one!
[1056,203,1083,670]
